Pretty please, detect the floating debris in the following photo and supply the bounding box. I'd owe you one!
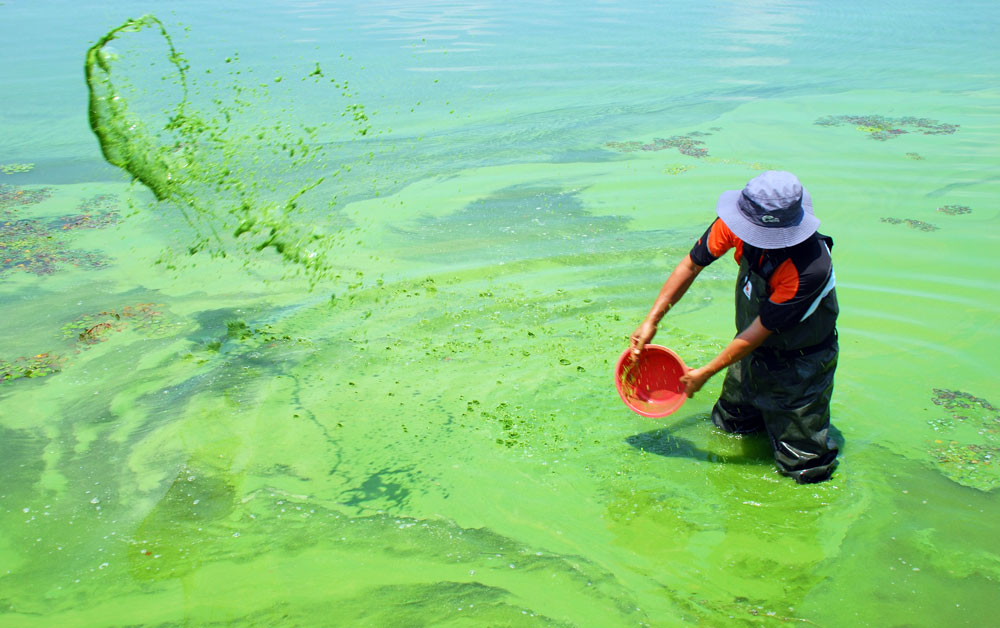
[51,194,121,231]
[2,303,175,386]
[606,133,710,157]
[0,353,62,383]
[0,163,35,175]
[62,303,170,344]
[1,217,109,275]
[52,211,119,231]
[905,152,924,160]
[933,388,996,412]
[0,184,52,210]
[937,204,971,216]
[1,189,118,276]
[927,388,999,491]
[663,164,692,175]
[224,319,293,344]
[880,217,939,231]
[814,115,959,141]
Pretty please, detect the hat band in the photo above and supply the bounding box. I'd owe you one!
[738,191,804,228]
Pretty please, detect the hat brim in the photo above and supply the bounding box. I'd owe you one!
[716,188,819,249]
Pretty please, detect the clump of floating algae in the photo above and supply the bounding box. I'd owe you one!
[471,400,566,451]
[927,389,999,491]
[606,132,711,157]
[605,128,787,170]
[1,187,113,276]
[814,114,959,141]
[0,163,35,175]
[0,302,174,385]
[0,183,52,209]
[0,353,62,382]
[85,15,373,285]
[879,217,939,231]
[61,302,172,345]
[937,204,971,215]
[51,193,120,231]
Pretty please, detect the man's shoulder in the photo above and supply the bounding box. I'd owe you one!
[786,234,834,286]
[787,233,833,263]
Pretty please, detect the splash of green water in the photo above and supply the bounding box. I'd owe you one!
[84,15,369,284]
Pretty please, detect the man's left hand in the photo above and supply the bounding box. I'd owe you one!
[680,367,712,398]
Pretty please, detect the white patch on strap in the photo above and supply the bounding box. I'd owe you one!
[743,276,752,299]
[799,242,836,321]
[800,269,836,321]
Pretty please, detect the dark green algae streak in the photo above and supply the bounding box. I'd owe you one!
[85,15,188,204]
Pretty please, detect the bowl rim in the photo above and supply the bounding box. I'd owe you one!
[614,344,688,418]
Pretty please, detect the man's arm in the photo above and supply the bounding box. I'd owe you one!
[629,254,704,356]
[680,316,772,397]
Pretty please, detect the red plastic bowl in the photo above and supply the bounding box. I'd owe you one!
[615,344,688,418]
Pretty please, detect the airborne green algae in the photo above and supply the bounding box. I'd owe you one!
[84,15,373,285]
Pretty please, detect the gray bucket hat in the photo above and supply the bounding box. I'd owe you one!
[716,170,819,249]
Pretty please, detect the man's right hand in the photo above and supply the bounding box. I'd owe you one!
[626,254,703,362]
[629,319,657,359]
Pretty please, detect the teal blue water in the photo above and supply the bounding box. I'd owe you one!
[2,1,999,626]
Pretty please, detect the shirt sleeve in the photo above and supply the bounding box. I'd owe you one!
[689,218,741,266]
[759,248,833,332]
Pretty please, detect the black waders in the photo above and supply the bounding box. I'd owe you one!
[715,242,840,483]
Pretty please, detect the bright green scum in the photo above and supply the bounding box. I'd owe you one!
[0,4,987,626]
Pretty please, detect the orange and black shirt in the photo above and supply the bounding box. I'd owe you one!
[689,218,835,332]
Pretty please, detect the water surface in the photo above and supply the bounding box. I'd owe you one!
[1,1,998,626]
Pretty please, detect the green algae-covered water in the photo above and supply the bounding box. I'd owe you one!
[2,1,999,626]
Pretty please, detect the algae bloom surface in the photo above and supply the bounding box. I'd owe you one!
[1,1,999,626]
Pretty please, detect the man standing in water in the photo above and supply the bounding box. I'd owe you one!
[630,171,839,483]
